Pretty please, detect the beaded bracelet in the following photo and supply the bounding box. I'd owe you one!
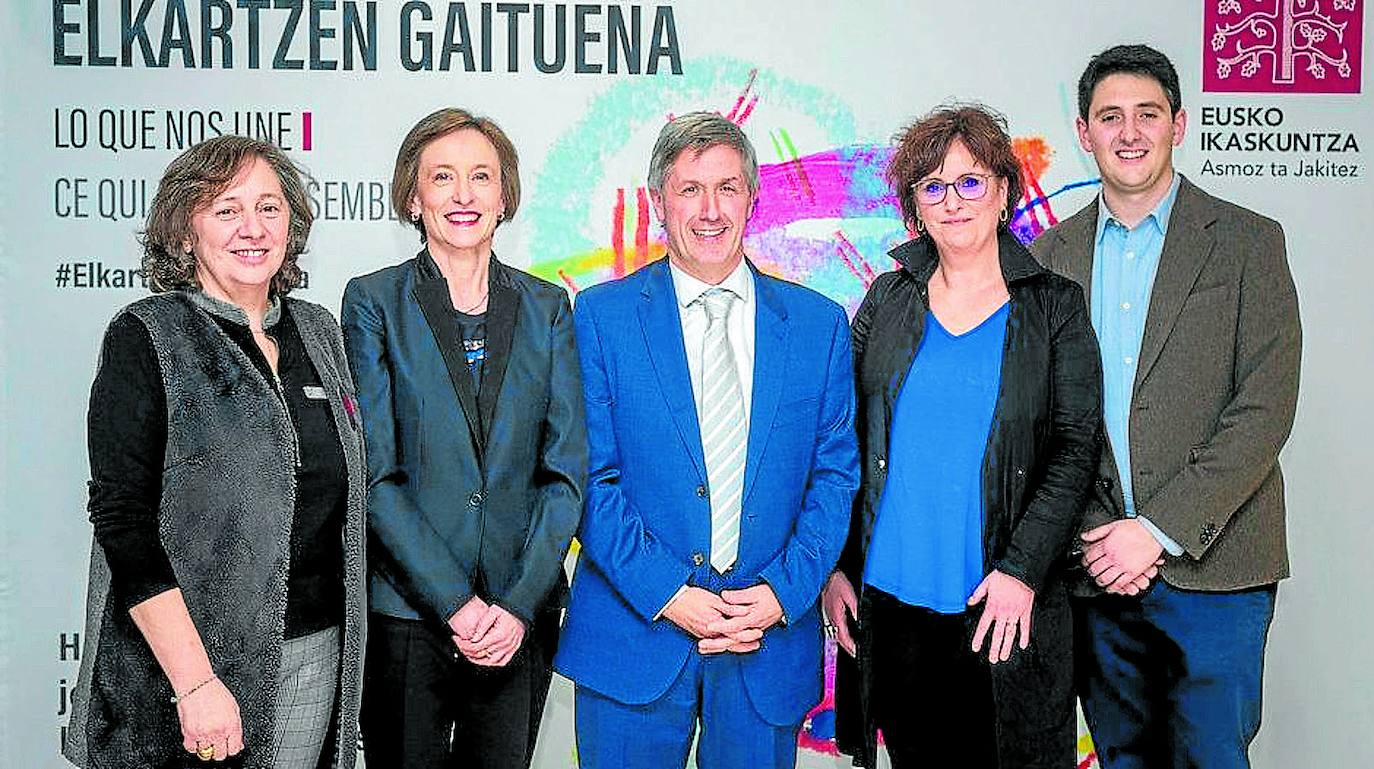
[170,674,217,704]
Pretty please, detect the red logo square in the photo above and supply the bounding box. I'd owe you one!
[1204,0,1363,93]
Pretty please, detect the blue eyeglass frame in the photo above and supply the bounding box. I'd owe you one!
[911,172,994,205]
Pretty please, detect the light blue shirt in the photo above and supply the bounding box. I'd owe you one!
[1091,171,1185,556]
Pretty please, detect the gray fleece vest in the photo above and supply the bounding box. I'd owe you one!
[64,291,366,769]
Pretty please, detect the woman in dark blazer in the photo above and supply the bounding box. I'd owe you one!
[341,108,586,769]
[823,104,1104,768]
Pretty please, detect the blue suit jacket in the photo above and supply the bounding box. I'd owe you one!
[341,251,586,628]
[554,258,859,726]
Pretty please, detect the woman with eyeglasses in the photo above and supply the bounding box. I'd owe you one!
[823,104,1104,768]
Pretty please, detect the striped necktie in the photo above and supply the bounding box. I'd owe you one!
[699,287,745,573]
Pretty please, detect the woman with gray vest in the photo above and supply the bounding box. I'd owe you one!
[64,135,367,769]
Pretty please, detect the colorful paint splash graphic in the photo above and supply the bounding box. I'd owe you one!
[532,58,1102,765]
[527,57,1099,317]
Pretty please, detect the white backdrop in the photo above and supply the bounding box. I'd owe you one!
[3,2,1371,767]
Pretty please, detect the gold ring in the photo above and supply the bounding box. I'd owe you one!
[196,744,215,761]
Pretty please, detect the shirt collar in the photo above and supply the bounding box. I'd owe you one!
[669,257,754,310]
[183,289,283,329]
[1094,169,1182,244]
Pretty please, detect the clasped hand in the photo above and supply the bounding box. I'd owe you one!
[662,584,783,655]
[1081,519,1166,596]
[448,597,526,667]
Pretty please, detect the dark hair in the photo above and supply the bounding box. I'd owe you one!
[141,135,313,296]
[391,108,521,241]
[648,111,760,195]
[886,103,1023,231]
[1077,44,1182,121]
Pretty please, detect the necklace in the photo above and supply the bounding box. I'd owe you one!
[457,291,488,314]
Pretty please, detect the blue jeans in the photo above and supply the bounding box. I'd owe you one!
[1076,581,1277,769]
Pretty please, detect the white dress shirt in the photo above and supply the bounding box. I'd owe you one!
[655,257,757,618]
[669,258,756,432]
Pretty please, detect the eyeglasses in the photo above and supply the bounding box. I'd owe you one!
[910,173,993,206]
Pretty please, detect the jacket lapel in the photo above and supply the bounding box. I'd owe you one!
[879,238,937,414]
[1135,179,1218,388]
[1055,200,1100,306]
[411,252,483,452]
[477,260,519,444]
[742,266,788,505]
[636,260,707,481]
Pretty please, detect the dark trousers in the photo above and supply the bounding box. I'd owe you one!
[865,587,999,769]
[1076,581,1277,769]
[360,612,555,769]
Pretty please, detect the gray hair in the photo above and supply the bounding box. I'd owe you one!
[647,112,760,195]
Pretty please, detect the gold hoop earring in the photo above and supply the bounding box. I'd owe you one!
[914,216,925,233]
[999,208,1009,224]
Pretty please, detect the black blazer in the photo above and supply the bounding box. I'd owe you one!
[834,230,1102,769]
[341,251,587,627]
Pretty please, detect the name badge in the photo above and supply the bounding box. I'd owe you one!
[303,385,328,400]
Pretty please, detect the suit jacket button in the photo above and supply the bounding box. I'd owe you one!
[876,456,887,471]
[696,484,707,497]
[468,491,484,507]
[1200,521,1218,545]
[692,552,705,567]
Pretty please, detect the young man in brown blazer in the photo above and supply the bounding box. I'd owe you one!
[1031,45,1301,769]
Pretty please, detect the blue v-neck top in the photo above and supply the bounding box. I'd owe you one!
[863,302,1009,613]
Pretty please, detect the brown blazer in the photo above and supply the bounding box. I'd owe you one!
[1031,176,1301,591]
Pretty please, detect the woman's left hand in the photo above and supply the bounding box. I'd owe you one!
[455,604,526,667]
[967,570,1034,664]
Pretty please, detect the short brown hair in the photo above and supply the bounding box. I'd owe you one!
[391,108,521,241]
[142,135,313,295]
[886,103,1024,231]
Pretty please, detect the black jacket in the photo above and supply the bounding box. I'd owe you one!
[834,230,1102,768]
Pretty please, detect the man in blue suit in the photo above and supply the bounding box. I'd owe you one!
[554,112,860,768]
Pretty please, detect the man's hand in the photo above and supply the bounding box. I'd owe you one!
[1082,519,1165,594]
[696,627,765,655]
[821,571,859,657]
[662,586,732,640]
[1108,559,1165,596]
[456,604,526,667]
[697,584,784,656]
